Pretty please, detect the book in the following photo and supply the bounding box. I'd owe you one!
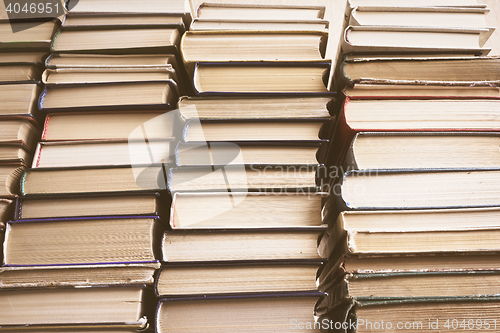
[0,64,41,83]
[181,31,327,63]
[155,262,321,296]
[342,26,491,55]
[347,0,482,7]
[176,142,327,166]
[340,56,500,86]
[343,84,500,99]
[320,297,500,333]
[320,270,500,309]
[0,198,13,228]
[62,13,187,31]
[0,165,25,198]
[349,6,491,29]
[343,132,500,171]
[15,192,167,221]
[178,96,333,120]
[334,169,500,210]
[0,119,40,149]
[0,51,47,65]
[46,53,180,70]
[33,140,174,168]
[21,165,167,195]
[161,228,325,262]
[157,293,324,333]
[3,217,164,266]
[42,111,175,141]
[0,19,59,50]
[0,262,160,289]
[67,0,188,15]
[170,191,324,229]
[193,62,331,94]
[182,120,330,142]
[190,19,329,32]
[51,27,181,54]
[318,208,500,262]
[168,165,321,192]
[39,81,178,111]
[0,285,152,330]
[194,3,326,20]
[0,83,42,122]
[42,67,179,86]
[0,143,32,165]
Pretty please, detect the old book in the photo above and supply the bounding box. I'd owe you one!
[157,293,324,333]
[156,262,321,296]
[0,165,25,198]
[168,165,321,192]
[342,26,491,55]
[349,6,490,29]
[195,3,325,20]
[39,81,178,111]
[182,120,330,142]
[62,13,187,30]
[46,53,179,69]
[0,285,152,330]
[344,132,500,170]
[0,51,47,65]
[181,31,327,63]
[193,62,331,94]
[162,229,325,262]
[0,19,59,49]
[176,142,326,166]
[318,208,500,262]
[0,262,160,289]
[4,217,164,265]
[42,67,178,86]
[0,199,13,227]
[334,169,500,210]
[42,111,175,141]
[67,0,187,14]
[0,119,40,150]
[190,19,329,32]
[0,83,42,122]
[348,0,481,7]
[320,270,500,310]
[0,64,41,83]
[51,27,181,54]
[178,96,333,120]
[16,192,167,220]
[0,143,32,165]
[170,192,324,229]
[340,56,500,86]
[33,140,174,168]
[320,297,500,333]
[343,84,500,99]
[21,165,167,195]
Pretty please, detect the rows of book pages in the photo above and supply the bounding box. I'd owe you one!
[317,0,500,332]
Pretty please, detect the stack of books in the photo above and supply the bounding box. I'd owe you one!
[0,1,190,331]
[154,2,336,331]
[318,0,500,332]
[0,19,59,266]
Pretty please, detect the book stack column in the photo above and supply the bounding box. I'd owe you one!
[317,0,500,332]
[0,19,59,277]
[154,2,336,332]
[0,2,190,331]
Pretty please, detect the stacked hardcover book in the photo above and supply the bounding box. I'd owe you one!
[318,0,500,332]
[0,19,59,268]
[0,1,190,331]
[155,2,336,332]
